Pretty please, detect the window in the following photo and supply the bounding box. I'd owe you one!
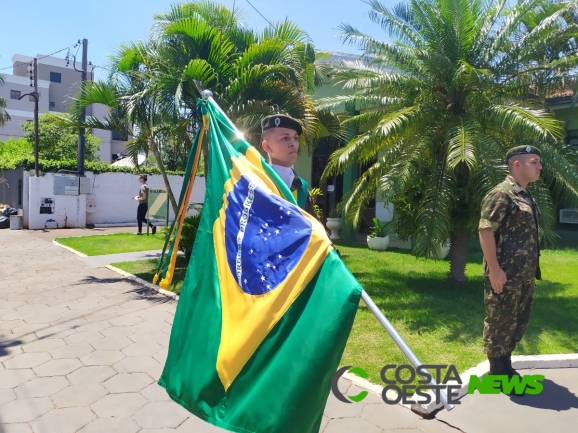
[49,102,55,110]
[50,72,61,83]
[566,129,578,146]
[10,90,21,99]
[112,131,128,141]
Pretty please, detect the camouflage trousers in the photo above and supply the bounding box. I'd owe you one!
[483,277,535,357]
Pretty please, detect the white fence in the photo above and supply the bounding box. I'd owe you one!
[15,170,205,230]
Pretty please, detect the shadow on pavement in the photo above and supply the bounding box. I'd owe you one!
[509,378,578,411]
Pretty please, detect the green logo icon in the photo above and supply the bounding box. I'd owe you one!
[331,366,369,403]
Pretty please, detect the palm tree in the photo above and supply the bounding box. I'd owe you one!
[151,1,340,148]
[317,0,578,282]
[71,1,340,211]
[0,75,10,127]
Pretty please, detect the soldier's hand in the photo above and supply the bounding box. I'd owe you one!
[489,268,507,294]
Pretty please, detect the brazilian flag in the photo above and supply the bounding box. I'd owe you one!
[158,97,362,433]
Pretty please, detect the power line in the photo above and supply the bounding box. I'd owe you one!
[244,0,273,27]
[0,43,79,72]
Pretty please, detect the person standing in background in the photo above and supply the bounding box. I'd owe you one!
[134,174,156,235]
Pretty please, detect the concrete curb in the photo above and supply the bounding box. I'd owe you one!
[341,353,578,415]
[105,265,179,301]
[52,240,88,257]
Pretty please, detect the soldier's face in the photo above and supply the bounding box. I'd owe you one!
[517,154,542,183]
[261,127,300,167]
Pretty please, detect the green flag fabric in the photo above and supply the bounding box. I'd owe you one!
[158,97,362,433]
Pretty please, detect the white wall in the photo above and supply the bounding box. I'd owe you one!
[375,201,394,222]
[84,172,205,225]
[22,171,206,229]
[27,174,86,230]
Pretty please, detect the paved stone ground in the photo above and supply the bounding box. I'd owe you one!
[1,229,459,433]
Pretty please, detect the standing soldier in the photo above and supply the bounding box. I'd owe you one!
[478,145,542,392]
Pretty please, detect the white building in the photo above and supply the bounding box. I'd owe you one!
[0,54,127,163]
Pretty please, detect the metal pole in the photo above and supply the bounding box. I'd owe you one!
[33,58,39,177]
[361,290,455,411]
[78,38,88,176]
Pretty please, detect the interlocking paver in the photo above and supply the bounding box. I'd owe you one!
[3,352,51,369]
[79,350,125,366]
[0,369,36,389]
[50,343,94,359]
[15,376,70,398]
[29,407,96,433]
[0,319,24,330]
[122,341,162,357]
[33,358,82,377]
[64,331,104,345]
[102,372,153,393]
[0,423,34,433]
[22,338,66,353]
[129,329,168,343]
[66,365,117,385]
[91,335,133,351]
[0,387,17,405]
[51,384,107,408]
[113,355,160,373]
[108,315,144,326]
[133,402,191,429]
[91,392,147,417]
[140,383,173,402]
[0,397,54,423]
[101,325,137,338]
[176,416,224,432]
[77,417,141,433]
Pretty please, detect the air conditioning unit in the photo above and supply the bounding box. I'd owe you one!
[559,208,578,224]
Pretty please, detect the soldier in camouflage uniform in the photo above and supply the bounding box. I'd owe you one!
[479,145,542,389]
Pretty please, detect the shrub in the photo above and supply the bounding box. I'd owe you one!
[179,214,202,260]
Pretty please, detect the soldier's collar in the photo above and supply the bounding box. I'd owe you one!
[506,175,525,194]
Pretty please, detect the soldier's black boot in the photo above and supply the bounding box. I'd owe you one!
[501,353,521,379]
[487,356,507,375]
[501,353,525,396]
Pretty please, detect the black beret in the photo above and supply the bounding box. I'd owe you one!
[261,114,302,135]
[506,145,541,162]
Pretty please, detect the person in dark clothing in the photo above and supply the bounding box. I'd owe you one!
[134,174,156,235]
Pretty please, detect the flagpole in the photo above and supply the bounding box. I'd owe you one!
[361,290,455,411]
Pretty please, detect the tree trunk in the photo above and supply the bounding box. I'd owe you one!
[448,226,469,283]
[150,138,178,213]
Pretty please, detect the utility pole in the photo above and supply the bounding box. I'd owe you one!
[77,38,88,176]
[19,58,39,177]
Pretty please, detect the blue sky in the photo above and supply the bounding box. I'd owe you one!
[0,0,395,80]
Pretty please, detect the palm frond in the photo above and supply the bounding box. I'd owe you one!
[414,163,455,258]
[486,105,563,141]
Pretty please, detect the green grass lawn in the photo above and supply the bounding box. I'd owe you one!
[111,241,578,383]
[56,232,165,256]
[337,243,578,383]
[111,256,189,293]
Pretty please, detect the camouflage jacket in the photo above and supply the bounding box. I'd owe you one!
[479,175,541,280]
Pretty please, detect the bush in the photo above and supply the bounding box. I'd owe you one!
[179,213,202,260]
[0,155,186,175]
